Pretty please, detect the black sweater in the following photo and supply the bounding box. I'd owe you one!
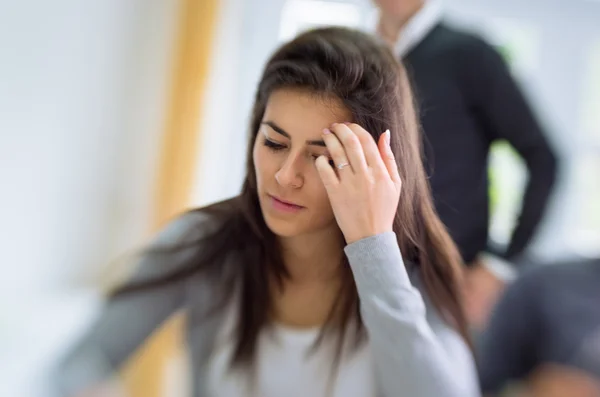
[403,23,558,265]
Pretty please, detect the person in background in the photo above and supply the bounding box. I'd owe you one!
[53,27,479,397]
[371,0,558,329]
[478,258,600,396]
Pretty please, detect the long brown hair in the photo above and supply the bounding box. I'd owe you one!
[113,27,469,368]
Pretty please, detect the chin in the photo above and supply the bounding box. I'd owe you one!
[262,213,306,238]
[262,211,339,240]
[258,194,336,238]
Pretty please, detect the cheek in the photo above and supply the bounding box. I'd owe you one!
[253,141,275,185]
[252,139,264,184]
[307,169,334,211]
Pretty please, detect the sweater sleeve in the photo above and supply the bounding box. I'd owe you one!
[52,211,209,397]
[460,37,558,260]
[344,233,480,397]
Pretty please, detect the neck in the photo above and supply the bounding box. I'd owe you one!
[377,0,426,45]
[278,225,345,283]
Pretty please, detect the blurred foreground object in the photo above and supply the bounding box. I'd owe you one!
[478,258,600,395]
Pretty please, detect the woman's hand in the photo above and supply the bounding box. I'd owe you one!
[463,262,506,331]
[315,123,402,244]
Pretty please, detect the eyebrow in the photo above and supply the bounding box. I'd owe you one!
[261,121,326,147]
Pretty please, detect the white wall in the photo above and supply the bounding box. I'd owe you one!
[195,0,289,207]
[0,0,179,296]
[0,1,179,394]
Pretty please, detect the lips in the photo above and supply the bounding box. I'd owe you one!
[268,194,305,213]
[271,195,303,207]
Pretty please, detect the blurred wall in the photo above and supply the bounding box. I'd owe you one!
[193,0,288,207]
[0,1,179,396]
[121,1,221,396]
[0,0,179,297]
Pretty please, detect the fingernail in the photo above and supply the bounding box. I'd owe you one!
[383,130,394,157]
[343,121,351,125]
[331,123,338,127]
[323,128,331,135]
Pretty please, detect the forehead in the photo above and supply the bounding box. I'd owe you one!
[263,89,352,140]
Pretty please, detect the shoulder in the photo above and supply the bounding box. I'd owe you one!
[506,262,576,294]
[152,198,238,247]
[130,199,240,281]
[489,260,599,325]
[426,22,503,74]
[152,211,212,245]
[433,23,494,55]
[516,259,600,294]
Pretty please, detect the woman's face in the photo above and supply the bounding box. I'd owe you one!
[253,88,352,238]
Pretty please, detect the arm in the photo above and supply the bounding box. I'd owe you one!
[345,233,480,397]
[53,212,206,396]
[463,38,559,260]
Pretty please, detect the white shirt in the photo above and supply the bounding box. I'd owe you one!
[206,303,375,397]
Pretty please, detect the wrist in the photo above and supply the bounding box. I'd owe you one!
[345,229,394,245]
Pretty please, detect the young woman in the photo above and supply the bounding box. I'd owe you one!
[55,27,479,397]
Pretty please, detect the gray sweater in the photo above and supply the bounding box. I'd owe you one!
[54,212,479,397]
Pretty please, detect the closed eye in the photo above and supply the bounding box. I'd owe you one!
[312,154,335,167]
[264,137,334,167]
[263,138,286,151]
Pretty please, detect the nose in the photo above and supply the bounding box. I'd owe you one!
[275,153,304,189]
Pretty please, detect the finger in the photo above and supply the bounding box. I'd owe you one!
[329,123,368,174]
[322,128,353,177]
[315,155,339,190]
[344,123,386,171]
[378,129,401,185]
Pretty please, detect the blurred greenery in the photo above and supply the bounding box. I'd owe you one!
[488,140,521,215]
[496,44,514,66]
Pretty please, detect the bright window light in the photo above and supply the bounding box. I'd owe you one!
[279,0,362,42]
